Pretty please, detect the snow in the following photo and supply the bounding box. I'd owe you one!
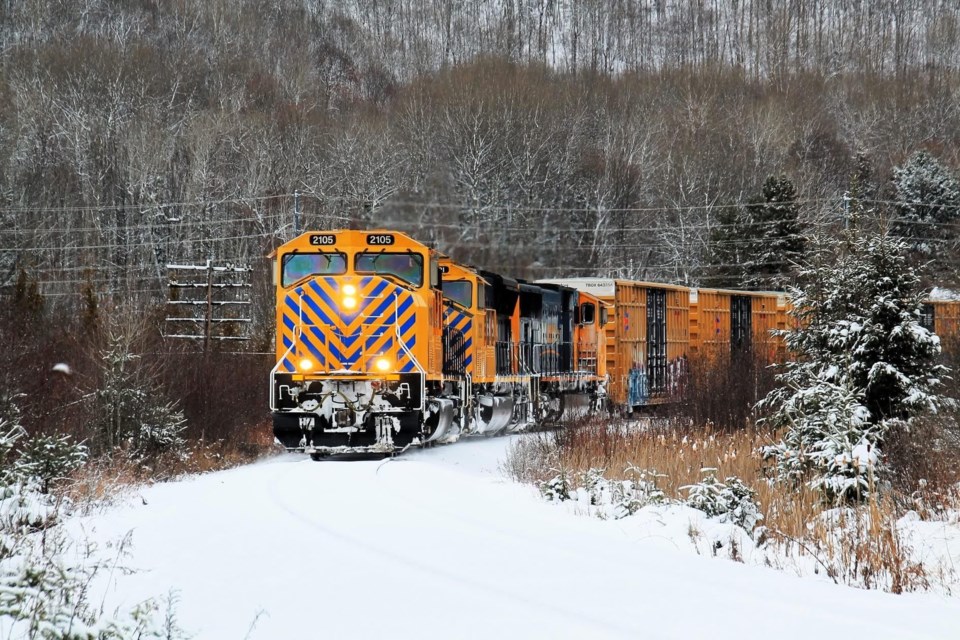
[929,287,960,301]
[51,363,72,375]
[63,436,960,640]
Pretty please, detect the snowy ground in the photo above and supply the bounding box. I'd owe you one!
[67,435,960,640]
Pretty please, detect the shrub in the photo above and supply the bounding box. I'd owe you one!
[11,434,88,494]
[89,328,187,459]
[682,470,763,533]
[539,466,666,520]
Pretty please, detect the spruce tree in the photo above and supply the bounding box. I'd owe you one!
[705,175,805,290]
[706,204,747,288]
[760,222,947,503]
[891,150,960,265]
[742,175,805,290]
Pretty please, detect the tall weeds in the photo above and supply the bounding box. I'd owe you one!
[505,417,953,593]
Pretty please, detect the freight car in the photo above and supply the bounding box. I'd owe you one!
[537,278,690,410]
[270,230,610,458]
[689,288,785,363]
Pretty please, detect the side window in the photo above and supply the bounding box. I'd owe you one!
[580,303,596,325]
[430,256,440,289]
[600,306,609,326]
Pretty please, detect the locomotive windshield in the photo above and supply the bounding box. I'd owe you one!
[282,252,347,286]
[442,280,472,308]
[355,252,423,287]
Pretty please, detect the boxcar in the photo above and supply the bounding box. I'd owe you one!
[537,278,690,409]
[690,288,785,364]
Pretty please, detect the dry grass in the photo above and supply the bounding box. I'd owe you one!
[508,418,822,538]
[66,420,278,509]
[506,417,950,593]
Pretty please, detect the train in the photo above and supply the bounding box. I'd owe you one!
[269,229,959,459]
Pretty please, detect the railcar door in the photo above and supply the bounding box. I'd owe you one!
[731,295,752,354]
[920,303,935,332]
[646,288,667,395]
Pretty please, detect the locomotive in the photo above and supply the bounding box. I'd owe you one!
[270,230,610,458]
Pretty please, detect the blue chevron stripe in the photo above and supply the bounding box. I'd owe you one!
[363,281,396,320]
[304,324,328,363]
[306,280,344,322]
[463,355,472,367]
[340,329,361,352]
[400,334,417,372]
[399,311,416,337]
[300,326,326,366]
[292,292,334,328]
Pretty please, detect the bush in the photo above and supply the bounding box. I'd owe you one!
[89,329,187,459]
[0,423,187,638]
[538,466,666,520]
[11,434,88,494]
[682,470,763,533]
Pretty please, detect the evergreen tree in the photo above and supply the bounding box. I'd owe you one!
[89,327,186,458]
[706,204,747,288]
[891,150,960,263]
[705,175,805,290]
[742,175,806,289]
[760,223,947,503]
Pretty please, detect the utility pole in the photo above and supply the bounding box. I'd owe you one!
[294,190,301,235]
[204,259,213,353]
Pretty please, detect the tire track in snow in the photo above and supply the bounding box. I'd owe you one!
[265,459,646,639]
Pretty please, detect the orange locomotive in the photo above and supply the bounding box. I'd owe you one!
[270,230,610,458]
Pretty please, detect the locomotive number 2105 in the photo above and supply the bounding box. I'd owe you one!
[367,234,395,245]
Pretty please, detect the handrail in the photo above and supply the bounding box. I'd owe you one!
[393,293,426,412]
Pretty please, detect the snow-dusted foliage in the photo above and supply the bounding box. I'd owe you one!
[539,467,665,520]
[0,421,186,638]
[892,150,960,254]
[90,330,186,457]
[0,532,186,639]
[681,470,763,534]
[761,226,948,503]
[12,435,88,494]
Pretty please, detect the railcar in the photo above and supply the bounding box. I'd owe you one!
[270,230,610,458]
[537,278,690,410]
[689,288,785,364]
[921,297,960,358]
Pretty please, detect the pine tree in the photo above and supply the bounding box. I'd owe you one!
[705,175,805,290]
[760,223,948,503]
[891,150,960,261]
[706,204,747,288]
[742,175,806,290]
[90,328,186,458]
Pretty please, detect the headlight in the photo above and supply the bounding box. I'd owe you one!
[375,357,391,372]
[342,284,357,296]
[342,296,358,309]
[298,358,314,372]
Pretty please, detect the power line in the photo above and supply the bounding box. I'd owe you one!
[0,193,297,214]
